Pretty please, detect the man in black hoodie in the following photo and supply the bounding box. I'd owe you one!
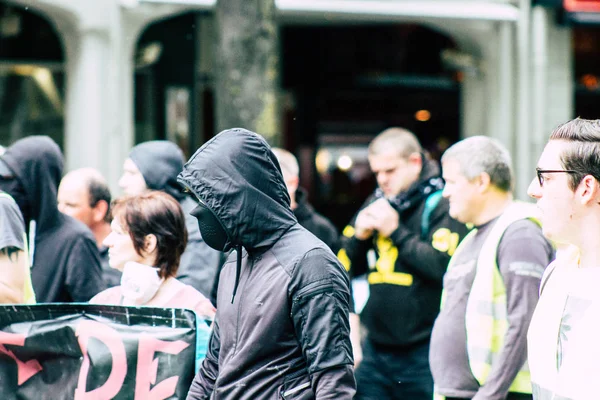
[0,136,105,303]
[119,141,222,297]
[339,127,470,399]
[179,128,356,399]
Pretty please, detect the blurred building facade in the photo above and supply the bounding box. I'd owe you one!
[0,0,594,222]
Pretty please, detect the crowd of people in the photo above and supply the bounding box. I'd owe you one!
[0,118,598,399]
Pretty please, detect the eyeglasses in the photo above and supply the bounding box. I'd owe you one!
[536,168,578,187]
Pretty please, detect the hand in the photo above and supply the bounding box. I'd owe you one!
[367,198,399,238]
[349,313,363,369]
[354,208,377,240]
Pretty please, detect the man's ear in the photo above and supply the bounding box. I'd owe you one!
[143,234,158,255]
[407,152,423,167]
[577,175,600,206]
[92,200,109,223]
[477,172,492,193]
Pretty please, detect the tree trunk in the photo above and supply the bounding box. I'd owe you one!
[214,0,280,145]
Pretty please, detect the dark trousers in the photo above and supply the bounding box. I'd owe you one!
[446,393,532,400]
[355,339,433,400]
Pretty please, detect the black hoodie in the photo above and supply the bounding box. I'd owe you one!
[340,158,470,349]
[129,140,222,297]
[0,136,105,303]
[179,128,355,399]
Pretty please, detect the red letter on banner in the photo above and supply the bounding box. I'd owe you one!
[74,320,127,400]
[135,334,190,399]
[0,331,42,385]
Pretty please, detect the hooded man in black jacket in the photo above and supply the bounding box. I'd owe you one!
[339,127,470,399]
[0,136,105,303]
[179,128,356,399]
[119,140,222,297]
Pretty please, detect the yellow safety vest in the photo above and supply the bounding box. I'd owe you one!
[440,201,538,396]
[0,192,36,304]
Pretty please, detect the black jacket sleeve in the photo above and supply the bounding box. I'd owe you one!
[186,318,221,400]
[390,198,470,283]
[289,248,356,399]
[65,235,105,302]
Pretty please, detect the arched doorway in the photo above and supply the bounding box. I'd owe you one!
[134,12,208,159]
[0,3,64,148]
[280,23,461,230]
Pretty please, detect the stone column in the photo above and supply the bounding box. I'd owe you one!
[214,0,281,145]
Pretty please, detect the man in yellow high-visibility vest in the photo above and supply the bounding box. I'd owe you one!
[430,136,554,400]
[339,128,469,399]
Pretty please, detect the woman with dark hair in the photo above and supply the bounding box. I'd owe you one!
[90,191,215,319]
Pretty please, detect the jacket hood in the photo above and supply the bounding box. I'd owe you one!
[1,136,63,231]
[129,141,185,200]
[419,155,442,183]
[178,128,297,252]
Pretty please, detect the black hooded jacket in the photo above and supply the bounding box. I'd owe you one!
[129,140,222,297]
[178,129,355,399]
[0,136,105,303]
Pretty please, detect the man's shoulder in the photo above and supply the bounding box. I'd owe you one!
[55,215,96,242]
[0,195,22,219]
[0,193,20,214]
[503,218,544,239]
[274,227,339,268]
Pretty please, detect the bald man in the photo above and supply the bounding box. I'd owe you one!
[58,168,119,287]
[272,148,340,253]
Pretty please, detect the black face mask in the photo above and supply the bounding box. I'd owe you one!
[190,201,230,252]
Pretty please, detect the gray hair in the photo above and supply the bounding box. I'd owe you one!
[441,136,513,192]
[271,148,299,178]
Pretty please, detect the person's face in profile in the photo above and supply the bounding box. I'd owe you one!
[119,158,147,196]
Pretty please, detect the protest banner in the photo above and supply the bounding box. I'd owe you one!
[0,303,207,400]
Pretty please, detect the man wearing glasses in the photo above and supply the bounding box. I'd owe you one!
[527,118,600,400]
[429,136,553,400]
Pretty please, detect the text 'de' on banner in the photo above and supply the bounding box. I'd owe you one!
[0,304,204,400]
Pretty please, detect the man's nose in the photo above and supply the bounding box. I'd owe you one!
[527,178,541,199]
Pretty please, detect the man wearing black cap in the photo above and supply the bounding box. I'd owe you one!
[0,136,104,303]
[119,140,222,297]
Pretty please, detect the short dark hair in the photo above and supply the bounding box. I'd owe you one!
[87,176,112,223]
[111,191,188,279]
[549,118,600,191]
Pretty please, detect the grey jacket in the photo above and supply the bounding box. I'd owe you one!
[178,128,355,399]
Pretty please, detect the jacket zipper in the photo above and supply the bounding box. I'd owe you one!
[232,254,249,355]
[293,281,332,303]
